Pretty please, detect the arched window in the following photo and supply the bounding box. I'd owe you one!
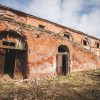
[64,34,70,39]
[82,38,89,46]
[0,30,27,50]
[63,32,73,42]
[59,30,73,42]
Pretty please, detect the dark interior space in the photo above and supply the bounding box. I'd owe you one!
[15,50,29,79]
[64,34,70,39]
[4,49,16,79]
[3,49,29,79]
[2,41,16,47]
[96,43,99,48]
[83,40,87,46]
[62,55,67,75]
[58,45,69,52]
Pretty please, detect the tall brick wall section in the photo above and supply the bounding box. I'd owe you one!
[0,6,100,78]
[27,34,73,78]
[20,28,74,78]
[71,46,100,72]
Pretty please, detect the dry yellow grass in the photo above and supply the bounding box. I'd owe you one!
[0,69,100,100]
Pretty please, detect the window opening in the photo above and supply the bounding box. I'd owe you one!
[97,43,99,48]
[38,25,45,29]
[2,41,16,47]
[64,34,70,39]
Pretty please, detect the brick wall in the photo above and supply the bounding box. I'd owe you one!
[0,6,100,79]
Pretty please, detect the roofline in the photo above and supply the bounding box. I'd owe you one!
[0,4,100,41]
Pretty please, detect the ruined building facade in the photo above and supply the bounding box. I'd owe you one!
[0,5,100,79]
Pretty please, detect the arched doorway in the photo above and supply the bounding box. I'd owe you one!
[56,45,69,75]
[0,30,28,80]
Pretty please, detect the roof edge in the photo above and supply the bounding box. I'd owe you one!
[0,4,100,41]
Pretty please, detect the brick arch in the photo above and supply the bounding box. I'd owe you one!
[0,30,27,50]
[0,29,29,79]
[81,37,91,46]
[58,45,69,52]
[56,41,73,57]
[58,30,74,42]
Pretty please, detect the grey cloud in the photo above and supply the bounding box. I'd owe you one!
[0,0,100,38]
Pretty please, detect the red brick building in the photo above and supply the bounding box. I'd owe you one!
[0,5,100,79]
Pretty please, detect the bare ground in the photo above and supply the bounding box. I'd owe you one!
[0,69,100,100]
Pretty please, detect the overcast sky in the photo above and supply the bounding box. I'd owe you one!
[0,0,100,38]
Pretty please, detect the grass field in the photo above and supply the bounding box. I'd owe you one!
[0,69,100,100]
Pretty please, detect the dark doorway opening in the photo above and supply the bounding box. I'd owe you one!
[4,49,16,79]
[62,55,67,75]
[0,30,29,80]
[57,45,69,75]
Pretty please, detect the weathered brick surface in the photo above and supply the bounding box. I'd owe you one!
[0,5,100,79]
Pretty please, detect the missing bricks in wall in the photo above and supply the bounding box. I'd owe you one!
[0,15,73,42]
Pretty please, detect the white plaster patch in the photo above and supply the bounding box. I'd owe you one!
[32,62,56,74]
[78,62,97,71]
[71,62,98,72]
